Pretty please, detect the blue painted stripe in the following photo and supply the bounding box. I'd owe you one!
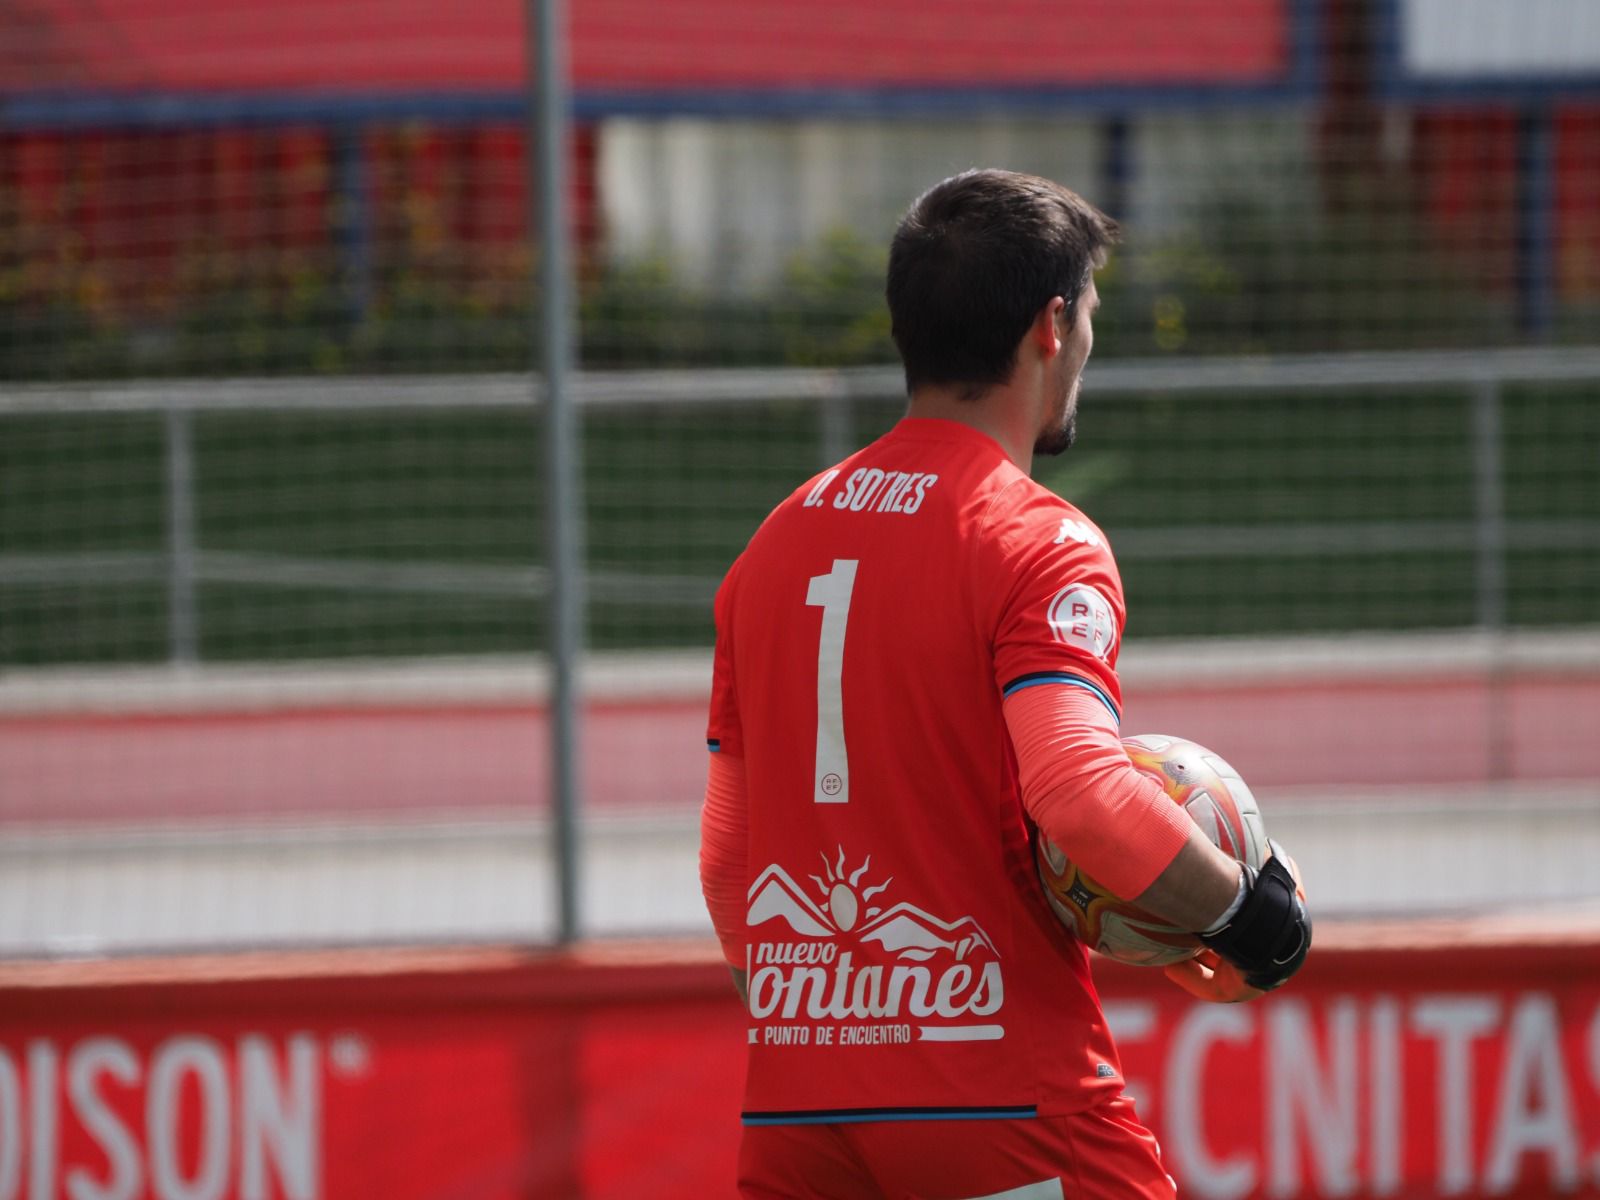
[1001,672,1120,723]
[0,91,524,129]
[0,82,1316,130]
[743,1105,1036,1126]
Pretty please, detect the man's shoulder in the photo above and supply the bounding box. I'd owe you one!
[976,472,1107,551]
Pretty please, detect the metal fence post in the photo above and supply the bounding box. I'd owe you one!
[819,374,853,467]
[529,0,583,944]
[1515,109,1556,342]
[1470,376,1510,779]
[164,406,199,664]
[332,126,375,328]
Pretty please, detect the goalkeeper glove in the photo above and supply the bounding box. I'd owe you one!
[1167,842,1310,1002]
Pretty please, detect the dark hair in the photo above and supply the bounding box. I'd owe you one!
[886,169,1119,394]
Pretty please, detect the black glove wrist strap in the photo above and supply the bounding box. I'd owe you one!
[1198,844,1312,992]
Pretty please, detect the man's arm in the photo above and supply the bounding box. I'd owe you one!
[1005,684,1223,917]
[1005,684,1310,999]
[699,751,749,1002]
[1133,820,1244,931]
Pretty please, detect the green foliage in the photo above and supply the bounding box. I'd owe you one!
[1096,194,1515,357]
[580,232,892,369]
[580,257,772,368]
[0,303,138,380]
[0,234,894,379]
[0,191,1570,381]
[772,229,893,367]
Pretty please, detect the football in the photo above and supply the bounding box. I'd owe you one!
[1036,733,1269,966]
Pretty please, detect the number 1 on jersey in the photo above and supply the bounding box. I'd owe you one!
[805,559,857,804]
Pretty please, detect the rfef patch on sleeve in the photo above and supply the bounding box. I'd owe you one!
[1045,584,1117,660]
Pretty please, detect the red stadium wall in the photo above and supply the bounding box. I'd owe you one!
[0,0,1293,95]
[1409,106,1600,302]
[0,124,598,323]
[2,928,1598,1200]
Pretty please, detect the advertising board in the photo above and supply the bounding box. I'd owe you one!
[2,935,1597,1198]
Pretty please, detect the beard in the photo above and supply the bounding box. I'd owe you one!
[1034,413,1076,457]
[1034,374,1080,457]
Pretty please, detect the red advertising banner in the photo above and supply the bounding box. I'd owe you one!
[0,948,745,1199]
[1,929,1597,1199]
[0,0,1294,96]
[1096,946,1600,1200]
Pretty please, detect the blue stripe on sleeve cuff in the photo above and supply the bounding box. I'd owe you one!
[1000,672,1120,722]
[742,1104,1037,1126]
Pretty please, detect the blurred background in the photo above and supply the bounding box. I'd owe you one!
[0,1,1597,1197]
[4,0,1597,948]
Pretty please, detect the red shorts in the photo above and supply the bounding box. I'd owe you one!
[737,1095,1176,1200]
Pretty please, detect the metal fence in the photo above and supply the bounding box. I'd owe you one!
[2,347,1599,952]
[6,345,1600,660]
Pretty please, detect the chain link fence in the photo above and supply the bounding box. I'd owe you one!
[1,0,1598,954]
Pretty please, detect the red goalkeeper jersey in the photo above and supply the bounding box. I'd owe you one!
[707,417,1133,1124]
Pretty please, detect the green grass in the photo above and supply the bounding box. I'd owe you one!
[1,385,1595,666]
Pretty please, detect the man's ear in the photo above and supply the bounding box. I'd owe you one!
[1030,296,1066,359]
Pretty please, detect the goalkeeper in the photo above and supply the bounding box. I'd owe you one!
[701,169,1311,1199]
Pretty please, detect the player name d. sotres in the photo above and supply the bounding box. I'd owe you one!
[801,466,940,514]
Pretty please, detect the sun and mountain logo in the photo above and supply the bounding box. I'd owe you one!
[747,849,999,963]
[744,848,1006,1038]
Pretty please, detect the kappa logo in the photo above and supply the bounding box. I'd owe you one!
[744,848,1006,1037]
[1046,583,1117,660]
[1053,517,1101,548]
